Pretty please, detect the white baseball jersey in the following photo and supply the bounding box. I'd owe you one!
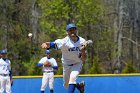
[38,57,57,91]
[38,57,57,72]
[0,58,12,93]
[54,36,86,65]
[0,58,11,74]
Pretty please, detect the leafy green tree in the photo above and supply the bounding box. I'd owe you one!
[122,61,136,73]
[89,56,102,74]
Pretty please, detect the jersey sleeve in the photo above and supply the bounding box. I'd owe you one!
[80,37,86,45]
[38,57,46,64]
[8,60,11,70]
[8,60,12,79]
[51,58,57,66]
[51,58,58,70]
[54,39,64,49]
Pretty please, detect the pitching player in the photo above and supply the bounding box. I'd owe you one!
[41,23,87,93]
[0,49,13,93]
[37,49,58,93]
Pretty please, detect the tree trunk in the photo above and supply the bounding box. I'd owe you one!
[113,0,124,74]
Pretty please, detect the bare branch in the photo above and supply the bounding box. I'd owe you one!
[122,37,140,46]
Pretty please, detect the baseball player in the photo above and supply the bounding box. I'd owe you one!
[37,49,58,93]
[0,49,13,93]
[41,23,87,93]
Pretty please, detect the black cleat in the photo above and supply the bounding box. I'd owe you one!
[76,81,85,93]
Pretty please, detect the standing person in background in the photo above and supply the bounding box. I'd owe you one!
[41,23,87,93]
[38,49,58,93]
[0,51,2,58]
[0,49,13,93]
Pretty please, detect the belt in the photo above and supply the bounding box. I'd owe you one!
[68,64,74,66]
[0,74,9,76]
[67,63,78,66]
[44,71,54,73]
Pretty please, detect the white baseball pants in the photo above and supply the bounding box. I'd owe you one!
[63,62,82,88]
[0,75,11,93]
[41,72,54,91]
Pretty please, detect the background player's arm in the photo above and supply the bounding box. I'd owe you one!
[9,63,13,86]
[9,70,13,86]
[52,59,58,71]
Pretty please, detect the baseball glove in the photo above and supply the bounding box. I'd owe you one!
[80,40,93,51]
[44,61,51,67]
[79,40,93,60]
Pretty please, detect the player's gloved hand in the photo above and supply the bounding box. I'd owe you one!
[44,61,52,67]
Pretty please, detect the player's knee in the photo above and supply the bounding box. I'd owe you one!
[71,75,77,81]
[0,89,4,93]
[69,76,77,84]
[50,86,53,90]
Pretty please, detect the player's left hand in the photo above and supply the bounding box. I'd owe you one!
[79,49,87,61]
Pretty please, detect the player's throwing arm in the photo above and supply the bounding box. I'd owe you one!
[41,42,50,49]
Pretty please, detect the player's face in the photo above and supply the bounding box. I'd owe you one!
[1,54,7,58]
[47,54,51,58]
[67,27,77,37]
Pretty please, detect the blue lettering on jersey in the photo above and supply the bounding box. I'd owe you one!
[68,47,80,51]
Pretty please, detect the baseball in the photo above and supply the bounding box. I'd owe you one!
[28,33,32,37]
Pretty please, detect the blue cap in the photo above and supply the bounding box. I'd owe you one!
[66,23,76,31]
[1,49,7,54]
[45,50,50,54]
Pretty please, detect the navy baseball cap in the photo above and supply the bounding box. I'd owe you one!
[66,23,77,31]
[45,50,50,54]
[1,49,7,54]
